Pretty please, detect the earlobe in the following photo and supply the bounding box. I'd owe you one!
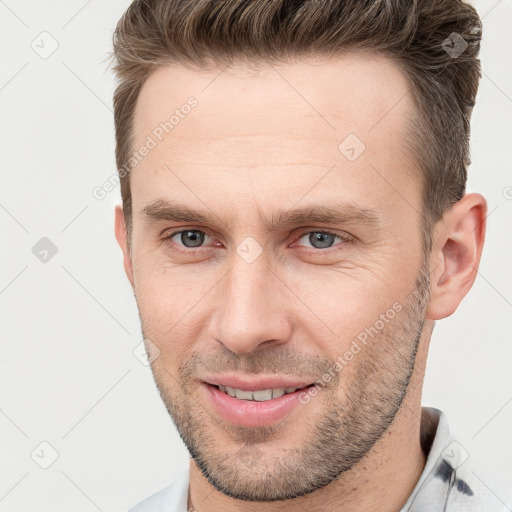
[114,204,135,288]
[426,193,487,320]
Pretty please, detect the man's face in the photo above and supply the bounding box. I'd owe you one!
[124,54,430,501]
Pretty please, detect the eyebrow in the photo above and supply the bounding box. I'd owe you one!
[140,198,381,232]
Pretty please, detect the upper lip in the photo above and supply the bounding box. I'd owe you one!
[202,375,315,391]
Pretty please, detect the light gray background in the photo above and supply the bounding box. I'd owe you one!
[1,1,511,510]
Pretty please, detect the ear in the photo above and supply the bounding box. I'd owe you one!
[114,204,134,289]
[426,193,487,320]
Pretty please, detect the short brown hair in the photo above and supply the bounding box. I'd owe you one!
[110,0,482,250]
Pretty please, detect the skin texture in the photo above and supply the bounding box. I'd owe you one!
[115,54,487,512]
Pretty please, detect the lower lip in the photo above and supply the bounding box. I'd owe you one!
[202,383,314,427]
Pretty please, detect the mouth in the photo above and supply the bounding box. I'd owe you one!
[202,382,317,427]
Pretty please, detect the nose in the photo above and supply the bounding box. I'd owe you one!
[207,247,293,354]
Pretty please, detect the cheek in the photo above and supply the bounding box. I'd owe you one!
[132,260,215,360]
[282,270,416,384]
[287,266,409,342]
[134,250,208,313]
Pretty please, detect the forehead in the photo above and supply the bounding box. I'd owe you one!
[134,53,414,144]
[130,53,419,219]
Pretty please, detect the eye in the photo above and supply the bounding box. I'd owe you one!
[163,229,213,249]
[161,228,351,254]
[294,230,351,251]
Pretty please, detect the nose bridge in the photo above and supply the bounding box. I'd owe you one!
[208,245,291,353]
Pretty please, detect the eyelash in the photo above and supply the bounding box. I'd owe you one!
[160,228,352,255]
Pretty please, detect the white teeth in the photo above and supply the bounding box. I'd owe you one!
[253,389,273,401]
[234,389,253,400]
[217,385,299,401]
[272,388,285,398]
